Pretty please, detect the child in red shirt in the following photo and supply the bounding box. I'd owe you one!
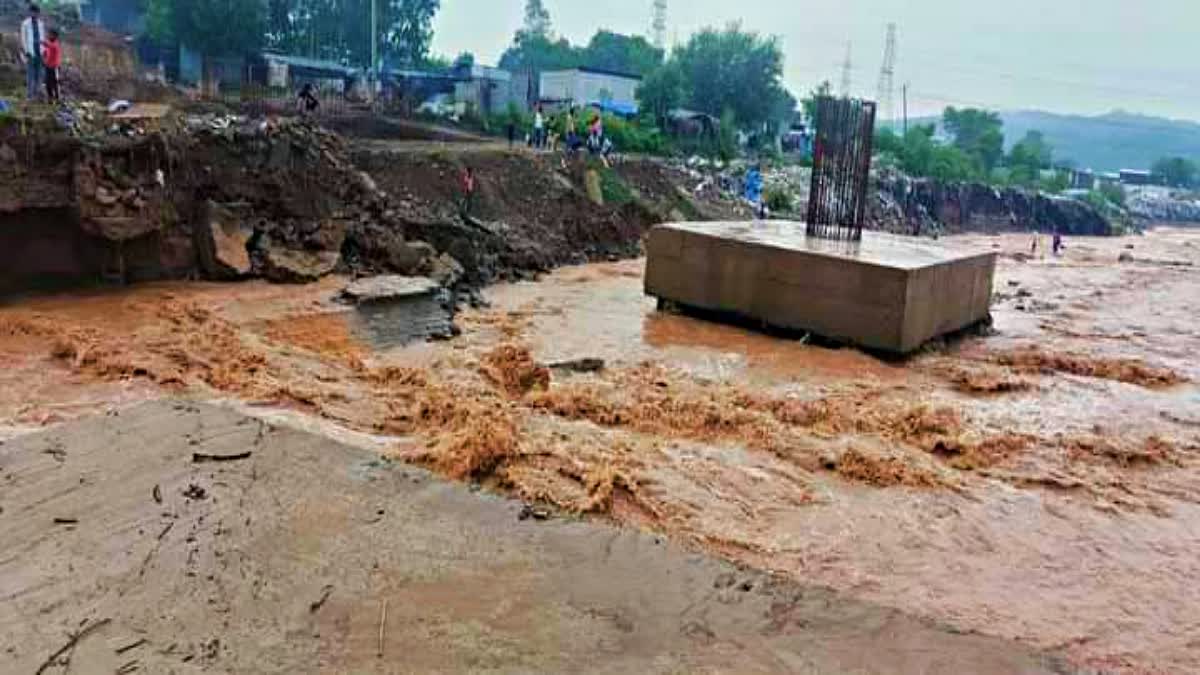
[458,166,476,218]
[42,28,61,102]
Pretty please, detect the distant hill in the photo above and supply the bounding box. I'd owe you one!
[1000,111,1200,173]
[902,110,1200,174]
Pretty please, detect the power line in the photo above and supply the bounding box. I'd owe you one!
[797,27,1199,107]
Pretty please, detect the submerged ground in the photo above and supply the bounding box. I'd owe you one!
[2,228,1198,673]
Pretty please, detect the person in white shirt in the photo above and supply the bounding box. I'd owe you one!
[533,106,545,149]
[20,4,46,101]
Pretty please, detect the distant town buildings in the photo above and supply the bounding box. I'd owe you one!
[1119,169,1153,186]
[453,64,528,115]
[539,67,641,116]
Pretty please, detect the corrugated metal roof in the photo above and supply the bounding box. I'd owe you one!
[262,52,357,76]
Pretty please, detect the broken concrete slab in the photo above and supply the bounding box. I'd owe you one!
[645,221,997,354]
[0,401,1067,674]
[339,274,440,304]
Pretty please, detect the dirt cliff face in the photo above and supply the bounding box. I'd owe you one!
[0,115,703,296]
[350,147,663,285]
[872,174,1114,236]
[0,117,389,294]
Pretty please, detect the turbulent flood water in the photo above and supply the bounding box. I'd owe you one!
[2,230,1199,673]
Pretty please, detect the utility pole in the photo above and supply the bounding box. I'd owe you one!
[370,0,378,92]
[902,83,908,135]
[651,0,667,50]
[840,42,852,98]
[875,23,897,128]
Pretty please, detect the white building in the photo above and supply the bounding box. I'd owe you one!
[539,67,641,115]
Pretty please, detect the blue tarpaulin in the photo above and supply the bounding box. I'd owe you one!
[588,100,638,117]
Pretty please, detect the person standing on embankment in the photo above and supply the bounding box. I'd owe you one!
[42,28,62,103]
[20,3,46,101]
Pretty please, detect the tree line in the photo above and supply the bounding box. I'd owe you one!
[146,0,441,73]
[873,107,1068,190]
[499,0,793,138]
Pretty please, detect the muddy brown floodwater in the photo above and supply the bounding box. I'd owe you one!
[2,229,1199,673]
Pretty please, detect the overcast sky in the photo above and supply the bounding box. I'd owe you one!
[432,0,1200,122]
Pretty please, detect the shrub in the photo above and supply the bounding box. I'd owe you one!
[765,188,794,213]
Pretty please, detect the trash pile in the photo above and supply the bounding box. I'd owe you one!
[1126,190,1200,224]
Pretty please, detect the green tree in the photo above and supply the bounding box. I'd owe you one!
[717,108,738,161]
[1008,130,1053,187]
[927,144,978,182]
[263,0,439,69]
[1151,156,1198,188]
[522,0,551,39]
[800,80,833,125]
[1040,171,1070,194]
[381,0,441,68]
[671,23,789,130]
[874,127,903,158]
[874,124,979,182]
[582,31,664,77]
[499,32,581,71]
[636,61,685,124]
[942,107,1004,173]
[147,0,266,92]
[453,51,475,70]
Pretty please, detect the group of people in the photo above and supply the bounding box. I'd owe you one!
[1030,231,1065,258]
[507,105,614,165]
[19,4,64,103]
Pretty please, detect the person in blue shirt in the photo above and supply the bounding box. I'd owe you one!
[744,164,765,219]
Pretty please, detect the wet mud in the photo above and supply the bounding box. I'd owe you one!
[1,230,1199,672]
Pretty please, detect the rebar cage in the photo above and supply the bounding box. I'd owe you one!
[806,97,878,241]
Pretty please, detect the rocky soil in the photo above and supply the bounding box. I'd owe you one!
[1,111,717,297]
[871,173,1115,236]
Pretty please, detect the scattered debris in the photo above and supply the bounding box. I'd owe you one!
[309,585,334,613]
[519,504,551,521]
[192,451,253,463]
[34,617,111,675]
[114,637,147,655]
[547,358,606,374]
[156,521,174,540]
[182,484,208,500]
[377,599,388,658]
[53,517,79,525]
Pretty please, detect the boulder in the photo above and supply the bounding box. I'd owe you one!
[585,169,604,206]
[388,239,438,275]
[429,252,465,287]
[261,239,340,283]
[194,201,253,279]
[303,218,349,252]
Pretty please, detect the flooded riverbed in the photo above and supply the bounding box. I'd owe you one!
[1,230,1198,672]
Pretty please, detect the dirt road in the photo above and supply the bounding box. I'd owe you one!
[0,228,1198,672]
[0,401,1066,674]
